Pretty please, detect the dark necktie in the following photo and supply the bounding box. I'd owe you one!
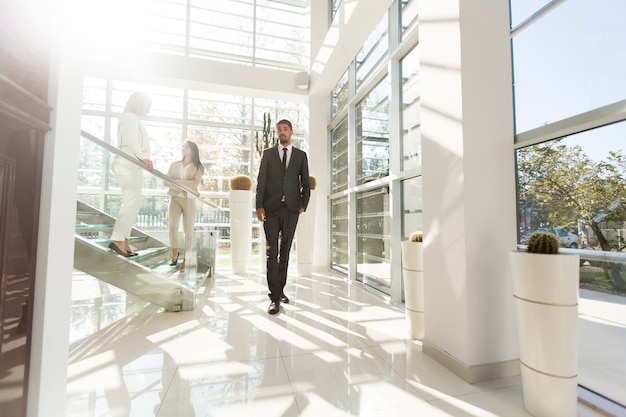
[282,147,287,170]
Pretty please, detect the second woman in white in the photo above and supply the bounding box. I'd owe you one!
[165,140,204,272]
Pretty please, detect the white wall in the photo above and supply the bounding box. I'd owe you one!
[419,0,519,381]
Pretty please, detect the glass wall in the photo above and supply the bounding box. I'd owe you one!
[328,0,420,299]
[512,0,626,133]
[511,0,626,406]
[356,187,391,291]
[355,77,390,185]
[331,196,349,273]
[84,0,310,73]
[356,12,388,90]
[80,77,306,263]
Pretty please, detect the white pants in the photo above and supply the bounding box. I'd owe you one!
[168,196,197,256]
[111,158,143,241]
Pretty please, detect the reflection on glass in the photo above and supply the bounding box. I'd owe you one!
[331,196,349,273]
[356,12,388,90]
[512,0,626,133]
[331,118,349,194]
[516,121,626,294]
[332,69,349,118]
[255,1,310,68]
[401,45,421,171]
[356,77,390,185]
[356,187,391,293]
[107,0,313,70]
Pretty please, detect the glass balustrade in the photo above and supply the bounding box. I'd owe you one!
[76,131,218,308]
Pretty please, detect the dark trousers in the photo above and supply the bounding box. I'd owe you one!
[264,202,300,303]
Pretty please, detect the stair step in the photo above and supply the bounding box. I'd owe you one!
[78,236,149,245]
[75,223,113,231]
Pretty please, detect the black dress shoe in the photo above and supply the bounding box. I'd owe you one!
[280,294,290,304]
[268,302,280,315]
[109,242,133,257]
[127,251,139,257]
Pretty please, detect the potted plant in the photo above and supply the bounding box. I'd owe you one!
[401,231,424,340]
[255,112,277,157]
[509,231,579,417]
[229,175,252,274]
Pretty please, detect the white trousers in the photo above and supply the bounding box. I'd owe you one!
[111,158,143,241]
[168,196,197,256]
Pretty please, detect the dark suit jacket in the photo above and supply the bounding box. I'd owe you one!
[256,145,311,213]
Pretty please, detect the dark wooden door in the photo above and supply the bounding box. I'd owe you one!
[0,3,51,415]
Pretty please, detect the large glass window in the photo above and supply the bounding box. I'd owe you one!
[331,68,349,119]
[331,196,349,273]
[356,77,390,185]
[329,0,417,300]
[512,0,626,134]
[517,122,626,256]
[512,1,626,407]
[356,12,388,90]
[85,0,310,73]
[400,45,420,171]
[331,118,349,194]
[356,187,391,292]
[80,77,305,258]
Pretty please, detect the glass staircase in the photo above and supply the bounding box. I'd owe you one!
[74,130,217,312]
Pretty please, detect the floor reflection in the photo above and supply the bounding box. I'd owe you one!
[66,268,620,417]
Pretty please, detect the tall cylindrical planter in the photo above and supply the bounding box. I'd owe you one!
[510,251,580,417]
[296,191,317,277]
[229,189,252,274]
[401,240,424,340]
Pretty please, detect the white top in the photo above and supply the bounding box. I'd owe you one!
[278,144,293,168]
[117,112,151,161]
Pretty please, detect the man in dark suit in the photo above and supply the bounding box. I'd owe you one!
[256,119,311,314]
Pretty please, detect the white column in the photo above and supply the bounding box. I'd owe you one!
[28,45,82,415]
[307,95,329,271]
[418,0,519,382]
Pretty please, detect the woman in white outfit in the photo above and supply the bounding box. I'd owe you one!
[109,92,154,257]
[166,140,204,272]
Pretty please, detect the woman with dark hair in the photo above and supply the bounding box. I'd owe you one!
[109,92,154,257]
[165,140,204,272]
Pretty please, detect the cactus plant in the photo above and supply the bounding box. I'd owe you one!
[408,231,423,242]
[229,175,252,191]
[527,231,560,254]
[255,113,277,157]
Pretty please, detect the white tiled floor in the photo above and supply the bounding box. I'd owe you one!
[66,269,623,417]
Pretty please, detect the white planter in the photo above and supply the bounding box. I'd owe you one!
[509,251,580,417]
[296,191,317,277]
[402,240,424,340]
[230,189,252,274]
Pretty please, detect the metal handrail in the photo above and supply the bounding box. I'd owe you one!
[81,129,200,198]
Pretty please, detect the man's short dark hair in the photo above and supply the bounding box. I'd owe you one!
[276,119,292,130]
